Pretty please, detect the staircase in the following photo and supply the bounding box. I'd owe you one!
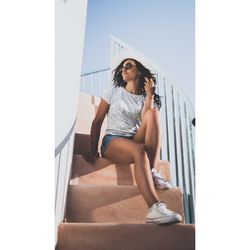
[55,93,195,250]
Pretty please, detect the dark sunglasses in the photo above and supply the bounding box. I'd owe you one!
[121,62,136,71]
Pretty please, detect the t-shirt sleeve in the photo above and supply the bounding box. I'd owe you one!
[100,87,114,105]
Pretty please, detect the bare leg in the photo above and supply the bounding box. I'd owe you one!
[133,109,162,170]
[104,138,160,208]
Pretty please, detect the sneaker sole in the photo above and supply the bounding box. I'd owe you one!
[146,214,182,224]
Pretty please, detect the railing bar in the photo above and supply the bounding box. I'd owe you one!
[81,68,110,77]
[183,193,190,223]
[163,78,170,161]
[165,82,176,186]
[55,119,76,157]
[175,88,184,189]
[189,194,195,223]
[158,76,167,162]
[171,85,179,186]
[189,114,196,191]
[180,96,190,195]
[55,151,62,211]
[61,139,71,221]
[185,103,194,197]
[178,92,187,194]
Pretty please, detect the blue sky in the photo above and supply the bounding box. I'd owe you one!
[82,0,195,103]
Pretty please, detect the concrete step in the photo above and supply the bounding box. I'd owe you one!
[73,131,107,157]
[65,185,184,223]
[70,154,171,185]
[56,222,195,250]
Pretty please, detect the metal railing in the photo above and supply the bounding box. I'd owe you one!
[80,68,111,95]
[55,120,76,230]
[80,35,195,223]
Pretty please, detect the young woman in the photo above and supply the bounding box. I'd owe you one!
[83,58,182,224]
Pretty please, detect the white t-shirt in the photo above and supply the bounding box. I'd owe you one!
[100,86,158,137]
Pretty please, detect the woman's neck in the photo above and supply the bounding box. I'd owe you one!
[125,81,140,95]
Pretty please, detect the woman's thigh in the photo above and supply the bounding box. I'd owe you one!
[104,137,143,164]
[133,109,162,144]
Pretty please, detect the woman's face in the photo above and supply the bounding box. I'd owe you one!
[121,59,141,82]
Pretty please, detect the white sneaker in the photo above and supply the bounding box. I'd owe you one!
[146,201,182,224]
[151,168,172,190]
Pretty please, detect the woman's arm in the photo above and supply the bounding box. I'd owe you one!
[90,99,110,152]
[141,95,154,120]
[141,76,155,120]
[90,120,102,153]
[83,99,109,163]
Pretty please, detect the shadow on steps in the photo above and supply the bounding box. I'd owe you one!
[71,154,135,185]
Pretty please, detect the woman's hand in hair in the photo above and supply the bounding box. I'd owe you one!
[144,77,155,97]
[82,150,99,165]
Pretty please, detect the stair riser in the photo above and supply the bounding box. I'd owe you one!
[71,154,172,185]
[56,223,195,250]
[66,185,184,223]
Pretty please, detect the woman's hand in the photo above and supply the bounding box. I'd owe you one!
[144,77,155,97]
[82,150,99,164]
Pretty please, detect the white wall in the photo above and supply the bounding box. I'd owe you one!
[55,0,88,241]
[55,0,88,146]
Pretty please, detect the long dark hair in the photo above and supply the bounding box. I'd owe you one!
[112,58,162,110]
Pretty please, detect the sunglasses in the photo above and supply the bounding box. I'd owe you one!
[121,62,136,71]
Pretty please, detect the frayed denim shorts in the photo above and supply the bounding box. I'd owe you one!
[101,134,134,158]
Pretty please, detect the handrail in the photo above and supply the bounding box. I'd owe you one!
[55,118,76,157]
[81,67,111,76]
[55,118,76,230]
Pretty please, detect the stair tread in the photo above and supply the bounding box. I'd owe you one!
[70,154,172,185]
[57,222,195,250]
[59,222,194,228]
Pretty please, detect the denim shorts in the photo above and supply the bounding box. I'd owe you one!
[101,134,134,158]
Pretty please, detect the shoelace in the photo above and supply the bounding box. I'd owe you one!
[152,169,164,179]
[156,201,174,215]
[156,201,167,207]
[152,170,169,184]
[151,169,172,188]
